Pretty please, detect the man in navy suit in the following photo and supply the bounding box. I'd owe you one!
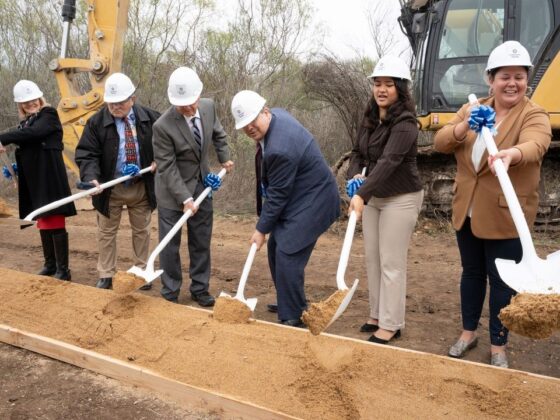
[231,90,340,327]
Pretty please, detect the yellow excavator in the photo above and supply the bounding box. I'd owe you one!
[399,0,560,227]
[51,0,129,174]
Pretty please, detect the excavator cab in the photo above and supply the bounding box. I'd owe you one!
[400,0,560,130]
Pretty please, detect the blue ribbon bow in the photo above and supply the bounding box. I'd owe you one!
[2,163,17,180]
[468,105,496,133]
[203,173,222,191]
[346,178,364,198]
[121,163,140,177]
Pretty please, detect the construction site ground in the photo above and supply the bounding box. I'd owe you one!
[1,203,559,418]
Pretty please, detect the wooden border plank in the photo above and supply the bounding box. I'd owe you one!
[0,324,299,420]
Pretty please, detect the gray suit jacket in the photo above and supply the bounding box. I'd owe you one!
[152,98,230,210]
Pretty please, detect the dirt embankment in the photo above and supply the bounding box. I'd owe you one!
[1,268,560,419]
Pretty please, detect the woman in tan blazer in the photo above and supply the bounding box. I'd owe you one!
[434,41,551,368]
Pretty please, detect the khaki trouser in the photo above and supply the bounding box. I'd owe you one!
[362,190,423,330]
[96,182,151,278]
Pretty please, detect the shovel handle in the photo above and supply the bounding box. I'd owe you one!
[145,168,227,269]
[468,94,537,261]
[235,242,258,301]
[23,166,152,222]
[336,210,357,290]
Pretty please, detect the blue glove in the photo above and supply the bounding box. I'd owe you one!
[346,178,364,198]
[2,163,17,179]
[203,173,222,191]
[121,163,140,177]
[468,105,496,133]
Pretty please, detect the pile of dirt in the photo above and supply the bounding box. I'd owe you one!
[0,198,12,217]
[112,271,147,294]
[500,293,560,339]
[2,267,560,419]
[302,289,348,335]
[212,295,252,323]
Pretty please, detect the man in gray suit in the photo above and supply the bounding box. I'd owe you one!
[152,67,233,306]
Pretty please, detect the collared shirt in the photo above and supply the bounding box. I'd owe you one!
[184,110,203,146]
[115,109,140,177]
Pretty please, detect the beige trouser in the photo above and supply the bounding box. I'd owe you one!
[96,182,151,278]
[362,190,424,330]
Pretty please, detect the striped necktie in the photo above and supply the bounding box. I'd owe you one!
[191,116,202,148]
[123,116,137,164]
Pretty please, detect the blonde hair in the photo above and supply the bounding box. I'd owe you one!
[17,96,50,120]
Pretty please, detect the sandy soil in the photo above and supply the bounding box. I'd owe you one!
[1,204,559,417]
[1,269,560,419]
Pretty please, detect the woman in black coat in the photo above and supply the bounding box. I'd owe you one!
[0,80,76,280]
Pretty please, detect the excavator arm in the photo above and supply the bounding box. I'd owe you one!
[50,0,130,174]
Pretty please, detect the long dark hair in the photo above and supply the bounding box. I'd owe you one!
[362,78,416,130]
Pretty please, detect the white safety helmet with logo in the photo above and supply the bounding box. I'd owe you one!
[368,56,412,81]
[485,40,533,73]
[13,80,44,103]
[104,73,136,103]
[231,90,267,129]
[168,67,203,106]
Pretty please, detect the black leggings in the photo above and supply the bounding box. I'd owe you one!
[456,218,522,346]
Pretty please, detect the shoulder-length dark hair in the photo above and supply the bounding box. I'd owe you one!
[362,78,416,130]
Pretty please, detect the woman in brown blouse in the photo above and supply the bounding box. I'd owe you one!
[347,56,424,344]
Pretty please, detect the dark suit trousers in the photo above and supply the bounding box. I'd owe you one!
[267,233,316,321]
[456,218,521,346]
[158,182,213,300]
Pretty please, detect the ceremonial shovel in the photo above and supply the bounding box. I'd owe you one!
[218,242,258,311]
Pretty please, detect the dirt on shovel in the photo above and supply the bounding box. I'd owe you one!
[302,289,348,335]
[500,293,560,339]
[213,295,252,324]
[0,198,12,217]
[112,271,147,294]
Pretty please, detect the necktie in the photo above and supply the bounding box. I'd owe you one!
[255,143,263,216]
[191,117,202,148]
[123,116,137,165]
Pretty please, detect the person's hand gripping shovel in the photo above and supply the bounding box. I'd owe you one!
[468,94,560,294]
[213,242,258,323]
[117,169,227,293]
[302,168,365,334]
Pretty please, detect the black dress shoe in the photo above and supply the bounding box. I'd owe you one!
[96,277,112,289]
[191,292,215,307]
[267,303,278,313]
[139,283,152,291]
[164,296,178,303]
[368,329,401,344]
[360,322,379,333]
[279,319,306,328]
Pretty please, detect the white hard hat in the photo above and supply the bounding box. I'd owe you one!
[231,90,267,129]
[13,80,43,103]
[486,41,532,72]
[168,67,203,106]
[104,73,136,103]
[369,56,411,81]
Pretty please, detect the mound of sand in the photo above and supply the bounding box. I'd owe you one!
[112,271,147,294]
[302,289,348,335]
[0,198,12,217]
[500,293,560,339]
[1,268,560,419]
[213,295,252,324]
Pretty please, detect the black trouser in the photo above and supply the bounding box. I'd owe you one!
[456,218,521,346]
